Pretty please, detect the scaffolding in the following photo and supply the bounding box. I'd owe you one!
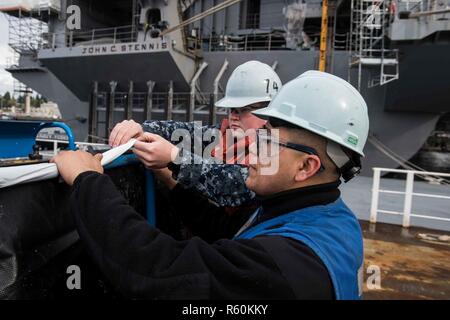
[0,1,60,54]
[5,47,19,68]
[13,79,32,97]
[349,0,399,90]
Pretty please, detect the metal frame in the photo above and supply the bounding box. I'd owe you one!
[189,61,208,121]
[2,6,50,54]
[213,59,228,103]
[167,81,174,120]
[349,0,399,90]
[370,167,450,228]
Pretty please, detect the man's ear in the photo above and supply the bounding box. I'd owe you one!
[294,155,322,182]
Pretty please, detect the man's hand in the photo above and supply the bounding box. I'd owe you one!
[51,150,104,186]
[133,133,179,169]
[109,119,144,147]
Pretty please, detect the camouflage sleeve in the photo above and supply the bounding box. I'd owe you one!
[143,120,254,206]
[142,120,197,141]
[142,120,218,149]
[173,151,256,207]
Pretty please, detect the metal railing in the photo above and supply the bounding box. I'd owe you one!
[333,32,350,50]
[397,0,444,14]
[5,54,19,69]
[370,167,450,228]
[94,92,224,115]
[398,0,426,13]
[397,0,450,20]
[36,138,107,156]
[45,25,139,49]
[90,90,227,142]
[188,31,288,52]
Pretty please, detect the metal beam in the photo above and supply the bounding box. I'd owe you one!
[189,61,208,122]
[271,61,278,70]
[319,0,329,72]
[406,8,450,19]
[89,81,98,142]
[126,80,134,120]
[106,81,117,138]
[213,59,228,103]
[167,81,173,120]
[144,80,155,121]
[209,93,216,126]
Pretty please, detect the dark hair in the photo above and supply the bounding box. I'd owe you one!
[249,101,270,109]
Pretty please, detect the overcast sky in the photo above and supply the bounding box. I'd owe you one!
[0,13,15,95]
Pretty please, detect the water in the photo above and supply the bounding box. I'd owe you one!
[412,151,450,173]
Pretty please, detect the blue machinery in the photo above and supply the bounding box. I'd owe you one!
[0,120,76,158]
[0,120,156,225]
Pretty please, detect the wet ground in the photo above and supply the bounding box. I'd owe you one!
[361,221,450,299]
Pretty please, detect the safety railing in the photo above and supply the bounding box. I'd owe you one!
[36,138,108,156]
[188,31,288,52]
[397,0,450,20]
[398,0,425,13]
[5,55,19,69]
[370,167,450,228]
[45,25,139,50]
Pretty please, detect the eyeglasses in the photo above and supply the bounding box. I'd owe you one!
[229,103,266,115]
[255,130,325,171]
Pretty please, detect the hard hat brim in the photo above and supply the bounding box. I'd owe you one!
[215,96,271,109]
[252,107,365,157]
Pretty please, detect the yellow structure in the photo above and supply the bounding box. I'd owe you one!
[319,0,328,72]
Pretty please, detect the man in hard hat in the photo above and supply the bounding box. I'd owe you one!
[52,71,368,299]
[108,60,281,207]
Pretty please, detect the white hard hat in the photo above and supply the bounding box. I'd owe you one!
[252,70,369,156]
[215,61,282,109]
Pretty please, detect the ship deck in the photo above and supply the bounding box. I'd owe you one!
[361,221,450,299]
[342,176,450,231]
[341,176,450,299]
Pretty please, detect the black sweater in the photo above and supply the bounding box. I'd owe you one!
[70,171,338,299]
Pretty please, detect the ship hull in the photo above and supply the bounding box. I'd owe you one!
[10,46,445,175]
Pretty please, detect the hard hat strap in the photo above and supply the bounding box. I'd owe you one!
[326,141,350,168]
[326,141,361,182]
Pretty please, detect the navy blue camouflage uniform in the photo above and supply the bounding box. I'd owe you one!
[142,120,255,207]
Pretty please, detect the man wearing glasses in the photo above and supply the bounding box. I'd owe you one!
[52,70,369,299]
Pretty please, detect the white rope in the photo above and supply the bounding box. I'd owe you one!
[0,139,136,189]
